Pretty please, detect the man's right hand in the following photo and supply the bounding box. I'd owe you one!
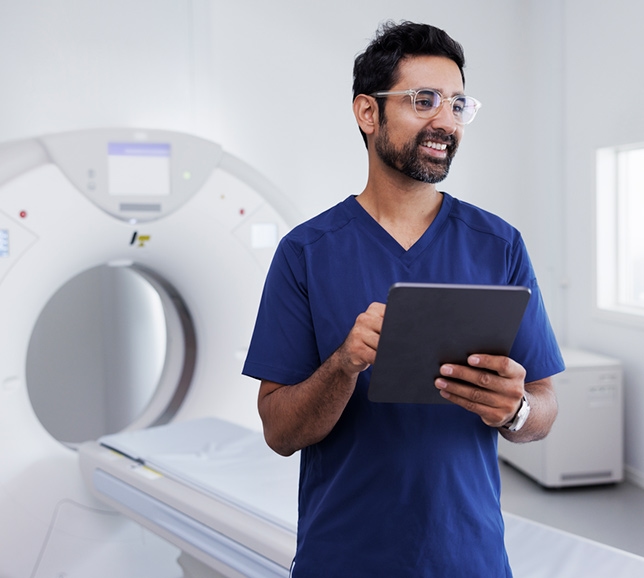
[336,302,386,377]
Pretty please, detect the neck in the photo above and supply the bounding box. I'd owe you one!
[357,173,443,250]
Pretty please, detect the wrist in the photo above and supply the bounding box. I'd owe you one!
[502,394,531,432]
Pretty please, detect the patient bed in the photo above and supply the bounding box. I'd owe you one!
[79,418,298,577]
[79,417,644,578]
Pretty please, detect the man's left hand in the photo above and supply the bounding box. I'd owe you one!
[435,354,525,428]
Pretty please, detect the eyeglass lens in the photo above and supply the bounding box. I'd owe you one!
[414,90,478,124]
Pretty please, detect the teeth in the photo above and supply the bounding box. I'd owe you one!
[422,141,447,151]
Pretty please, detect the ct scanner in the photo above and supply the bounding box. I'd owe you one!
[0,128,299,577]
[2,128,644,578]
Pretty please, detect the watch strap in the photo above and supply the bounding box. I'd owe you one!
[503,394,530,432]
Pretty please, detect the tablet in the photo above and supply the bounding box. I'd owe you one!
[368,283,531,404]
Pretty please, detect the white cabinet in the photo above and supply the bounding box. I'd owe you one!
[498,348,623,487]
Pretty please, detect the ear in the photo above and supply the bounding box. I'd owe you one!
[353,94,379,137]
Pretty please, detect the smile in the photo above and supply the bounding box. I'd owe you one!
[421,140,448,151]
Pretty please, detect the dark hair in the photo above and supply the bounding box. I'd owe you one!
[352,21,466,146]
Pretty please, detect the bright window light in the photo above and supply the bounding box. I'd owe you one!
[596,145,644,317]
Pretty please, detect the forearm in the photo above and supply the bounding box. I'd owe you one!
[258,302,384,456]
[498,377,558,443]
[258,349,360,456]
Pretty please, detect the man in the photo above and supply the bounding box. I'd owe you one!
[243,21,564,577]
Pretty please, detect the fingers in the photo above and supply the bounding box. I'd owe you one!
[438,355,525,392]
[365,301,386,319]
[434,354,526,427]
[467,354,526,380]
[353,302,386,350]
[337,302,385,375]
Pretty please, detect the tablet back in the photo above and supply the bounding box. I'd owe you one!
[368,283,531,404]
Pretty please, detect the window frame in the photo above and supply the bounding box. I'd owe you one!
[595,144,644,326]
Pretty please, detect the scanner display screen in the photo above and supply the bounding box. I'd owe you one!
[108,143,171,196]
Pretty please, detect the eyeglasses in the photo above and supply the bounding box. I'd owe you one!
[370,89,482,125]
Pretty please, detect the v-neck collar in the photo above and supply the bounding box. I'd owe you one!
[345,193,453,266]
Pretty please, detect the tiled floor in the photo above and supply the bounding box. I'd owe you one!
[500,460,644,557]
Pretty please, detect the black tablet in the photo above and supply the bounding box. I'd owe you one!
[368,283,531,404]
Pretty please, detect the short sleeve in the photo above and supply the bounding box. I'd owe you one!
[242,237,321,385]
[507,236,565,383]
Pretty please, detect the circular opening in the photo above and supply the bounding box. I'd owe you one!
[26,264,196,444]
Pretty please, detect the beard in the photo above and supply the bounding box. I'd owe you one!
[374,122,459,184]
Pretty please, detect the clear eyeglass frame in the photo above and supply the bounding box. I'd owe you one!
[370,88,482,125]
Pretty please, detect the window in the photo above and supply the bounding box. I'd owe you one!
[596,145,644,317]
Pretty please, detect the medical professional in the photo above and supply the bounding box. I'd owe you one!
[243,21,564,577]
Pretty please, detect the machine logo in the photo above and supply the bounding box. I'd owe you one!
[130,231,151,247]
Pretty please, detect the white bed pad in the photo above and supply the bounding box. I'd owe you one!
[79,417,644,578]
[79,418,299,577]
[98,417,299,531]
[505,511,644,578]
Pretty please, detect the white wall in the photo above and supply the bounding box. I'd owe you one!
[562,0,644,486]
[0,0,196,137]
[1,0,642,483]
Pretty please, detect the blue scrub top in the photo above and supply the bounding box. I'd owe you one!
[243,193,564,577]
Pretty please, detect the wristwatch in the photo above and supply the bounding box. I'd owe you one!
[503,395,530,432]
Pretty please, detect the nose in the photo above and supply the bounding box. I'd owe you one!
[429,101,458,136]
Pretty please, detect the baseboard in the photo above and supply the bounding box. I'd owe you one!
[625,465,644,490]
